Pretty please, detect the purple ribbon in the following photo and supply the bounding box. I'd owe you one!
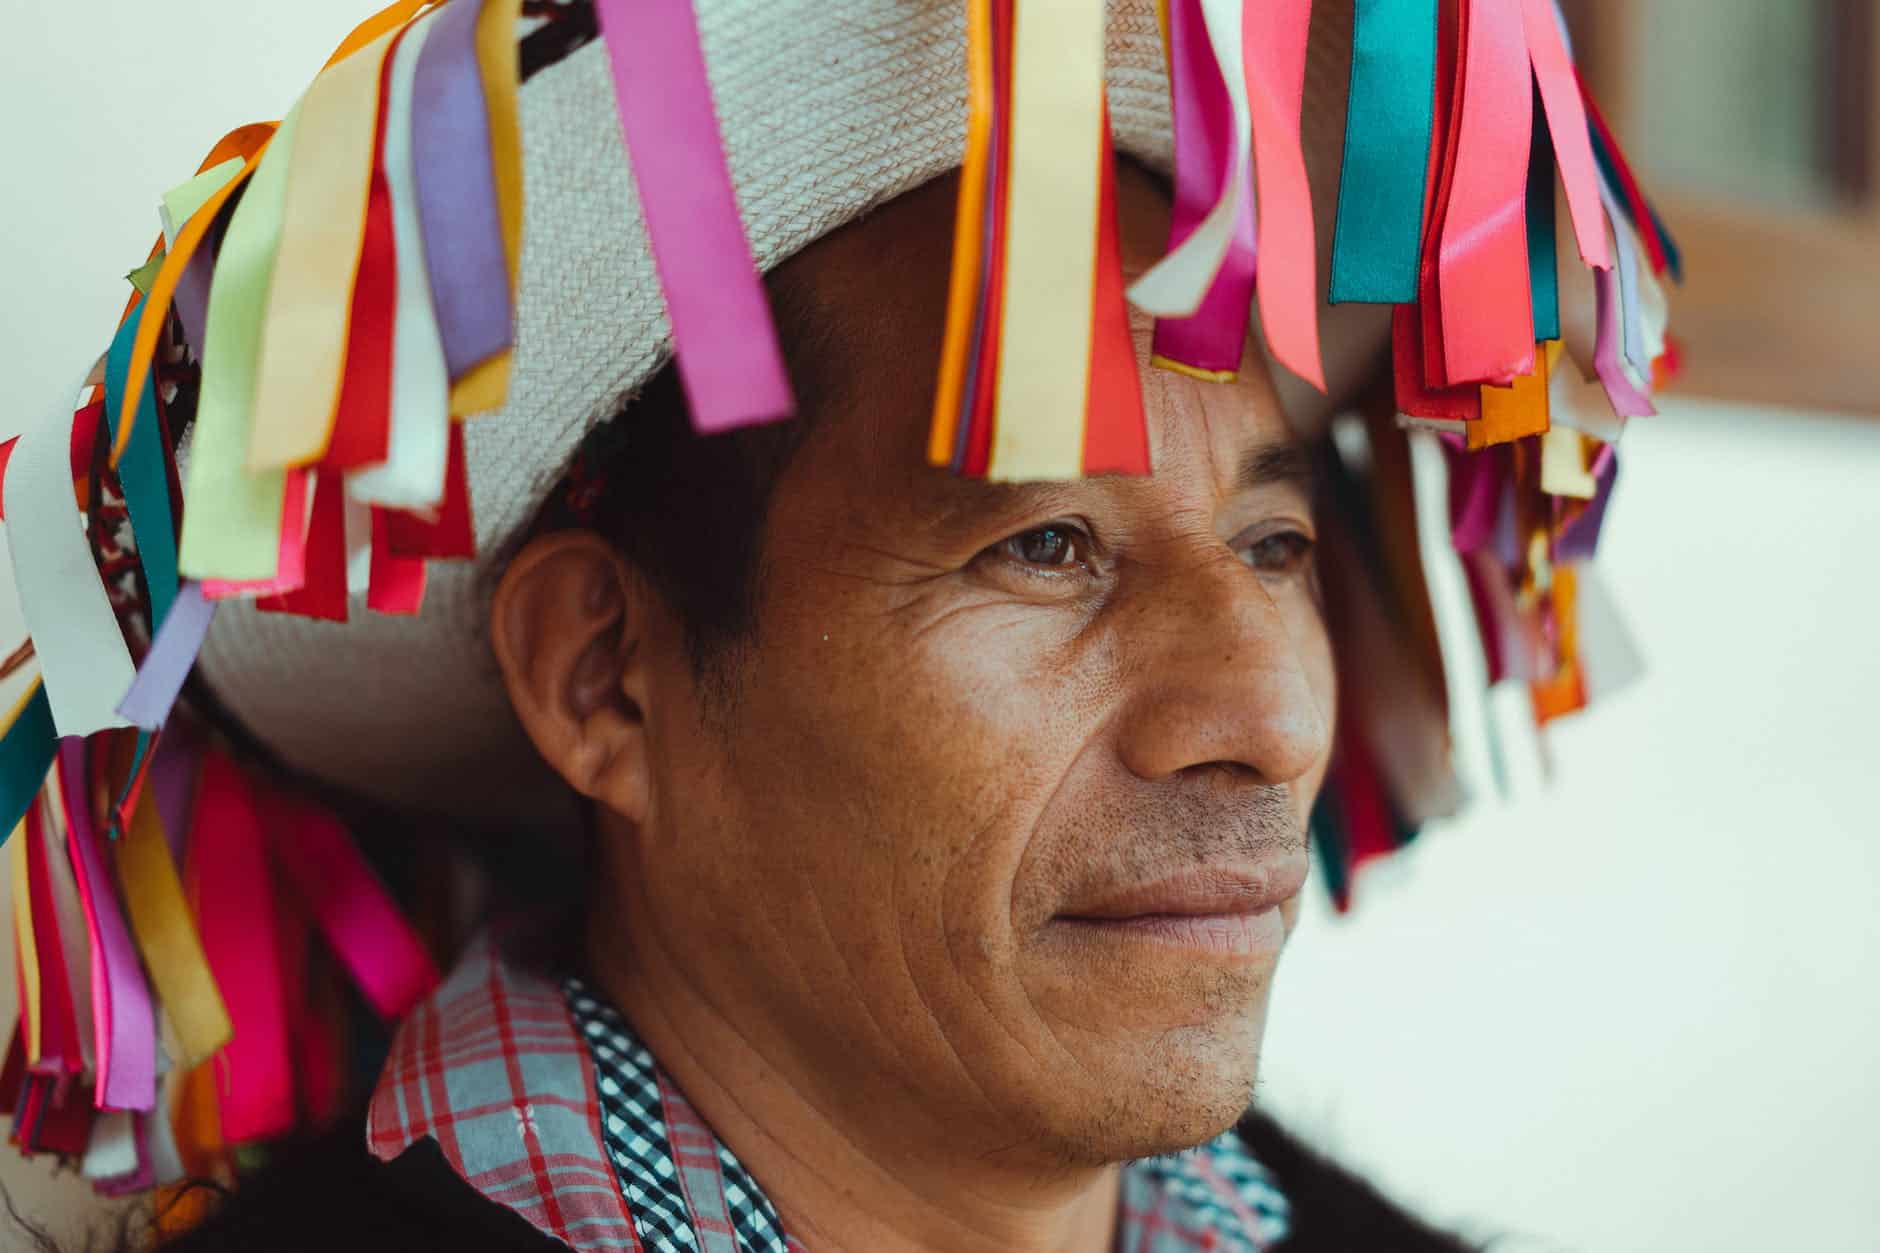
[1593,266,1655,417]
[117,582,218,732]
[1555,449,1617,564]
[413,0,515,383]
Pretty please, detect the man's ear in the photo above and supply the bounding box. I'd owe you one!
[490,531,651,824]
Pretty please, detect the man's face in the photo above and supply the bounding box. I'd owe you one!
[601,162,1334,1167]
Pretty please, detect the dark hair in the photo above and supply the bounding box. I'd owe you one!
[527,269,841,690]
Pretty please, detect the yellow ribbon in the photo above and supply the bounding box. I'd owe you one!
[12,828,42,1064]
[247,27,405,471]
[116,796,232,1070]
[987,0,1106,480]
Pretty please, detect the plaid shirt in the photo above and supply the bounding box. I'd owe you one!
[369,937,1292,1252]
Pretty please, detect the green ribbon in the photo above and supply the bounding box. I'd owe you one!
[0,687,56,842]
[1329,0,1440,305]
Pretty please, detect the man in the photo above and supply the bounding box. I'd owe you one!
[150,157,1475,1253]
[0,0,1668,1247]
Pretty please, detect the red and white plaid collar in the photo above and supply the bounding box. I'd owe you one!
[368,936,1290,1252]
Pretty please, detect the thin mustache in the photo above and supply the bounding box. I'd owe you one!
[1101,786,1303,870]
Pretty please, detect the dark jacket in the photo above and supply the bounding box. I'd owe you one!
[146,1109,1481,1252]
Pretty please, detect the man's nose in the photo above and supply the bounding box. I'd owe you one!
[1112,545,1331,786]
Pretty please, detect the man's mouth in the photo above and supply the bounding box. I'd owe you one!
[1048,855,1309,960]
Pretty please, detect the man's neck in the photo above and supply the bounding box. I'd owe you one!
[585,921,1123,1253]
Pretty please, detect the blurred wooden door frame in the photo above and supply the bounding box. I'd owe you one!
[1564,0,1880,414]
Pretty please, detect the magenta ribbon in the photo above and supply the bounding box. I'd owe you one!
[594,0,795,431]
[1447,441,1507,554]
[56,740,156,1112]
[269,795,439,1022]
[413,0,515,383]
[190,754,294,1144]
[1151,0,1257,375]
[23,799,82,1080]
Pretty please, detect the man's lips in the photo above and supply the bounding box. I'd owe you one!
[1048,854,1309,960]
[1055,854,1310,921]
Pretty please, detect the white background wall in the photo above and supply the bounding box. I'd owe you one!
[2,3,1877,1249]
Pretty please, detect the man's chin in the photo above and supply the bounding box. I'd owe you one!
[1031,1023,1268,1167]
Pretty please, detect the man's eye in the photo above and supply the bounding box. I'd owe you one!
[1001,525,1085,569]
[1241,530,1315,576]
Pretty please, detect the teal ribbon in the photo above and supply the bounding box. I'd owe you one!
[103,295,182,632]
[0,687,56,841]
[1329,0,1440,305]
[1528,89,1561,343]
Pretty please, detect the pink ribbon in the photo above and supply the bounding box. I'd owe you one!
[1520,0,1609,271]
[1242,0,1323,389]
[56,740,156,1112]
[1151,0,1256,376]
[593,0,794,432]
[1438,0,1534,385]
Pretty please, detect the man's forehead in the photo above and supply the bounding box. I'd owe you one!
[769,157,1309,509]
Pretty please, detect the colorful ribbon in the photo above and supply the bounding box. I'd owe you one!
[57,740,157,1111]
[350,5,452,511]
[1329,0,1439,305]
[116,791,231,1071]
[1150,0,1257,379]
[1241,0,1323,390]
[594,0,795,432]
[188,755,292,1144]
[108,124,276,467]
[413,0,515,404]
[1129,0,1253,320]
[5,369,135,736]
[1438,0,1534,386]
[986,0,1107,479]
[1522,0,1610,271]
[248,27,403,472]
[268,795,439,1022]
[1527,95,1561,344]
[103,296,183,630]
[0,684,55,840]
[452,0,524,417]
[176,106,301,585]
[117,583,219,731]
[927,0,998,466]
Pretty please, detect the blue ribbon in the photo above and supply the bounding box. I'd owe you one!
[1328,0,1440,305]
[103,295,182,632]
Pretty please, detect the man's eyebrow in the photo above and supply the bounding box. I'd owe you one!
[1237,439,1314,492]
